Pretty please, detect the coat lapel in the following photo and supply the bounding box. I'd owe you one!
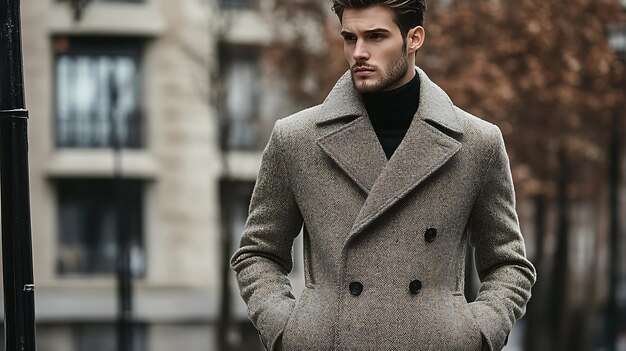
[316,67,465,242]
[316,115,387,194]
[316,70,387,194]
[349,118,461,237]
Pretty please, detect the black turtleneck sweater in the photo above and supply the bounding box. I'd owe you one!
[361,72,420,160]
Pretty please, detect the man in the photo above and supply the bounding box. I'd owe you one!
[230,1,536,350]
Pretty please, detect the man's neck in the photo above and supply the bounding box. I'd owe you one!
[360,70,421,159]
[360,71,420,122]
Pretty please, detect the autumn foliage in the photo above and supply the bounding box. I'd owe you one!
[266,0,625,200]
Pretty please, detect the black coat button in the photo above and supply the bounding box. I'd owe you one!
[349,282,363,296]
[409,279,422,295]
[424,227,437,243]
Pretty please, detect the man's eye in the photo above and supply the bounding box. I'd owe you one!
[343,35,356,41]
[370,33,385,40]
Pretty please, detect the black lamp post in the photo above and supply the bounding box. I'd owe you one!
[0,0,37,350]
[69,0,91,21]
[108,71,134,351]
[607,23,626,351]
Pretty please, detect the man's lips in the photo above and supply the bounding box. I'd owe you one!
[354,67,375,76]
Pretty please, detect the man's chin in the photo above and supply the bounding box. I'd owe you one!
[351,76,381,93]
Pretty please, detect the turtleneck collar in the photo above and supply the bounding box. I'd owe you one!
[360,70,420,130]
[357,69,421,160]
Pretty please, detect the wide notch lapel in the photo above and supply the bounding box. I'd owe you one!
[316,71,387,193]
[346,67,465,242]
[316,116,387,193]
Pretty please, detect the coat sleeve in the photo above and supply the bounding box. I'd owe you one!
[467,125,537,351]
[230,119,303,351]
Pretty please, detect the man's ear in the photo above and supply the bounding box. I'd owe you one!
[407,26,425,54]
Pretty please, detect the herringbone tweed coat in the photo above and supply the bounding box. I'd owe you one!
[230,67,536,351]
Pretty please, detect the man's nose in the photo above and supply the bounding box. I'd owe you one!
[353,40,369,61]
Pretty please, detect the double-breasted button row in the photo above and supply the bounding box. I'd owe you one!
[409,279,422,295]
[348,280,423,296]
[424,227,437,243]
[349,281,363,296]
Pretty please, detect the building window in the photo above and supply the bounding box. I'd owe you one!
[56,179,145,276]
[219,45,267,150]
[54,37,144,149]
[218,44,298,150]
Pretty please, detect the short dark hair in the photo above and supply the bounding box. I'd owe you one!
[331,0,427,41]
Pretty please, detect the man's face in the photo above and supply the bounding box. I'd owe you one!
[341,5,413,93]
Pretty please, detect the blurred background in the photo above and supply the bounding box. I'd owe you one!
[7,0,626,350]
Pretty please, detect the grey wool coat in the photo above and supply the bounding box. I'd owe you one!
[230,67,537,351]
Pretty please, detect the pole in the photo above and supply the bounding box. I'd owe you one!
[69,0,90,21]
[217,179,233,351]
[0,0,37,350]
[217,110,233,351]
[607,108,621,351]
[551,147,569,350]
[109,72,133,351]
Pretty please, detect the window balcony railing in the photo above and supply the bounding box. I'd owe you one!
[54,38,144,149]
[56,179,145,277]
[56,110,143,149]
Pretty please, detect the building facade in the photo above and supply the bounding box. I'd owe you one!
[18,0,303,349]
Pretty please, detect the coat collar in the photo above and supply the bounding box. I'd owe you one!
[315,67,464,243]
[316,66,464,135]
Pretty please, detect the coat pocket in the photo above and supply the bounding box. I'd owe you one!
[451,291,483,350]
[281,287,335,351]
[302,227,316,287]
[281,288,310,351]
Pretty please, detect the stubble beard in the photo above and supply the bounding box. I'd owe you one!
[351,50,409,93]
